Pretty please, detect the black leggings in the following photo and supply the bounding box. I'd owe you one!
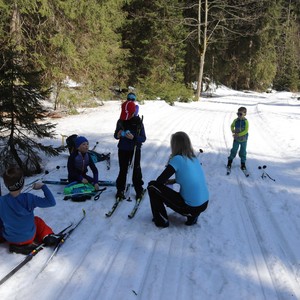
[147,180,208,222]
[116,148,144,194]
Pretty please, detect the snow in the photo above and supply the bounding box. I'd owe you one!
[1,87,300,299]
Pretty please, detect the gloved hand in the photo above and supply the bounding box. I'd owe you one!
[121,130,131,137]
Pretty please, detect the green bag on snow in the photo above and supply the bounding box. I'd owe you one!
[63,182,95,195]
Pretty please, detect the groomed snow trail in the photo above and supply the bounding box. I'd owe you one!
[0,93,300,300]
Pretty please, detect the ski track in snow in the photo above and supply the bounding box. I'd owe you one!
[1,92,300,300]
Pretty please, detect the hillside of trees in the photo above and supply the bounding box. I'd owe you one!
[1,0,300,105]
[0,0,299,174]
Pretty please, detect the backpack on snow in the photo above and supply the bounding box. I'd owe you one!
[63,182,96,202]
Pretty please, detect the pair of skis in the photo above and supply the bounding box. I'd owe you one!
[105,188,146,218]
[226,166,249,177]
[106,116,145,218]
[42,179,116,186]
[0,210,86,286]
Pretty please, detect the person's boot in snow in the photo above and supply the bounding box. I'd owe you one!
[115,190,125,200]
[43,233,63,246]
[9,243,38,255]
[227,159,232,168]
[185,216,198,226]
[241,162,246,170]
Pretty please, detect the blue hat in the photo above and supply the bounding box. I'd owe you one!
[75,136,88,148]
[127,92,136,101]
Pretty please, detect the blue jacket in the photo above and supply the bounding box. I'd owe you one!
[114,116,146,151]
[67,150,99,184]
[0,185,56,243]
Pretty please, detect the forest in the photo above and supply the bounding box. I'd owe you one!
[0,0,299,104]
[0,0,299,174]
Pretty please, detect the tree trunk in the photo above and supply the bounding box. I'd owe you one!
[196,0,208,101]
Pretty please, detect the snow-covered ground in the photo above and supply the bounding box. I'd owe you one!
[1,87,300,299]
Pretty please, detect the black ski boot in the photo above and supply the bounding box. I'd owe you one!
[185,216,199,226]
[227,159,232,168]
[136,188,146,200]
[115,190,125,200]
[9,243,38,255]
[43,233,63,246]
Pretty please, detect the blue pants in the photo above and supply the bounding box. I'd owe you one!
[229,140,247,163]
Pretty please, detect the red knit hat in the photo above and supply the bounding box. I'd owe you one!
[120,100,136,120]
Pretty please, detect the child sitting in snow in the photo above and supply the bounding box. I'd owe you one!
[114,99,146,200]
[0,166,62,255]
[227,106,249,170]
[67,136,100,191]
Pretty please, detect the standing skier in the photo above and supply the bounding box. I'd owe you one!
[0,166,62,254]
[227,107,249,170]
[114,100,146,200]
[147,131,209,228]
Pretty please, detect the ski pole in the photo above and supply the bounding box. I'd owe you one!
[258,165,275,181]
[23,166,64,192]
[258,165,267,170]
[91,141,99,151]
[125,145,137,202]
[61,134,68,148]
[258,165,267,180]
[197,148,204,164]
[265,172,276,182]
[94,187,107,200]
[125,115,143,201]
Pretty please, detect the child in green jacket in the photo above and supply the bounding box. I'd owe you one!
[227,106,249,170]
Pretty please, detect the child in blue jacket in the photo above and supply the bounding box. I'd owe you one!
[114,100,146,200]
[67,136,99,191]
[227,106,249,170]
[0,166,61,255]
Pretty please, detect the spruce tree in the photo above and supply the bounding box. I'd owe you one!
[273,0,300,91]
[121,0,190,102]
[0,4,59,176]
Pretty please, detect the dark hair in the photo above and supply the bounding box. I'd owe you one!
[238,107,247,114]
[3,166,25,191]
[170,131,195,159]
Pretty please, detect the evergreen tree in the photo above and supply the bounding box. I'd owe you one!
[121,0,191,102]
[273,0,300,91]
[0,4,59,176]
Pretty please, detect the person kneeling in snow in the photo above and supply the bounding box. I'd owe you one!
[148,132,209,228]
[67,136,100,191]
[0,166,62,255]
